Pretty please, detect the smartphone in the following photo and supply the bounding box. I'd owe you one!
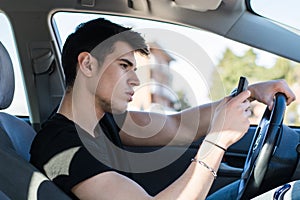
[233,76,248,97]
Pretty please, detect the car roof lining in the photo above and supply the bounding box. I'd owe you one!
[2,0,299,63]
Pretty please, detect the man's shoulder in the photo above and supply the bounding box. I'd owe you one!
[30,113,79,157]
[36,113,76,137]
[30,113,82,168]
[42,113,74,130]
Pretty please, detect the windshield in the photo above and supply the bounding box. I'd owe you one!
[249,0,300,33]
[52,12,300,126]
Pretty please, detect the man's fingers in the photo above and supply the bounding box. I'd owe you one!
[232,90,251,103]
[277,80,296,105]
[241,99,251,110]
[286,93,296,105]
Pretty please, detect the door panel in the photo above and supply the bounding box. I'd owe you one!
[125,126,257,195]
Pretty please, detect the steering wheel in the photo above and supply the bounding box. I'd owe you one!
[237,93,287,200]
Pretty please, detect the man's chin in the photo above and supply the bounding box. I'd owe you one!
[110,105,127,114]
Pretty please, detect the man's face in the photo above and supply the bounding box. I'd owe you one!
[94,41,140,113]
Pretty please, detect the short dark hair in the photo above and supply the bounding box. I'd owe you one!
[62,18,149,88]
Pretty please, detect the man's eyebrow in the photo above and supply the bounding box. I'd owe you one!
[119,58,134,66]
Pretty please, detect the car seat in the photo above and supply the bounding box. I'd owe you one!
[0,42,71,200]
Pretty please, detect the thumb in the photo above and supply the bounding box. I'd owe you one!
[268,100,274,110]
[233,90,251,103]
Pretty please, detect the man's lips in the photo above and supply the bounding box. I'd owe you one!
[126,91,134,101]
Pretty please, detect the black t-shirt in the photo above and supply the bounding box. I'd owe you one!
[30,112,129,199]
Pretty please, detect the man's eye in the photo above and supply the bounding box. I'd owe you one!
[120,63,128,69]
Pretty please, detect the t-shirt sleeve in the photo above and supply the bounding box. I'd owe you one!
[30,113,129,199]
[52,146,117,195]
[35,127,120,198]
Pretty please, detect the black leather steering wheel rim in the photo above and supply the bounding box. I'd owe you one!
[237,93,287,200]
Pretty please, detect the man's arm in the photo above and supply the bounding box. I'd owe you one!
[72,143,224,200]
[120,79,296,146]
[120,100,220,146]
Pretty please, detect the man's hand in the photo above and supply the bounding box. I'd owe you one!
[247,79,296,110]
[207,90,252,149]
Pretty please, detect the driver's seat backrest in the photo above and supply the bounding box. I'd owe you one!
[0,112,36,161]
[0,41,71,199]
[0,41,36,161]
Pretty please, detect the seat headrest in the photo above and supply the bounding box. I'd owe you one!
[0,42,15,109]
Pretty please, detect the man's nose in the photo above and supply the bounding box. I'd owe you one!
[128,71,140,86]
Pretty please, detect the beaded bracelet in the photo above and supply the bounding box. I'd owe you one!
[204,139,227,152]
[191,158,217,179]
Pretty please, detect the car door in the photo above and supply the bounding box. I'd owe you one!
[125,126,256,195]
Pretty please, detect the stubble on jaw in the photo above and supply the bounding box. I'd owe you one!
[96,96,127,115]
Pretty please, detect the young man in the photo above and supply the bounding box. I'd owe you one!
[30,18,295,200]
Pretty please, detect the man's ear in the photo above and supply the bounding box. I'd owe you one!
[78,52,93,77]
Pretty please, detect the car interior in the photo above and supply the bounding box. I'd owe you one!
[0,41,71,200]
[0,0,300,199]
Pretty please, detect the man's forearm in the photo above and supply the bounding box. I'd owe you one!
[172,100,221,144]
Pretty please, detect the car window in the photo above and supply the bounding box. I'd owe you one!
[0,13,29,116]
[249,0,300,34]
[51,12,300,126]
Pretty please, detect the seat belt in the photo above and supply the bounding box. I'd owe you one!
[30,41,65,130]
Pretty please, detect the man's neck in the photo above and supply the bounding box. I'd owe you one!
[58,90,105,137]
